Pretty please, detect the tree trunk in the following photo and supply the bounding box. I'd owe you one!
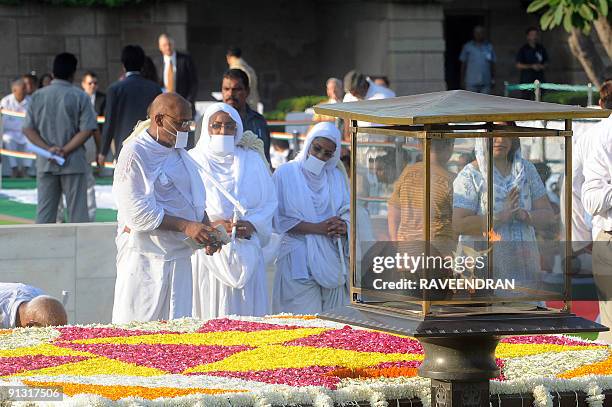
[568,28,605,87]
[593,16,612,61]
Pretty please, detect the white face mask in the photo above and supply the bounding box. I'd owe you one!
[303,154,326,175]
[174,131,189,149]
[209,135,235,155]
[160,119,189,149]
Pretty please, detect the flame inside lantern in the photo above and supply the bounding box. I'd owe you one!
[485,229,502,242]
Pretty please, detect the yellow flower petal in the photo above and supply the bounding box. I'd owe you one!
[72,328,328,347]
[13,357,165,377]
[186,344,423,373]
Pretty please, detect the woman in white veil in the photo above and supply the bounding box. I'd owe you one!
[189,103,277,318]
[273,122,350,314]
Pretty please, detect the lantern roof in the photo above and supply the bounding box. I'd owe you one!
[313,90,610,125]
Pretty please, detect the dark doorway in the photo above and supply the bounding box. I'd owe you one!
[444,14,485,90]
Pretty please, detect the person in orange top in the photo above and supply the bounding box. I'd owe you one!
[387,138,456,243]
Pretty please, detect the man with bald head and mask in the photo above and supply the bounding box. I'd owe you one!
[111,93,221,324]
[0,283,67,328]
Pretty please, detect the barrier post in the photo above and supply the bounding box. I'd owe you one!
[587,83,594,106]
[292,130,300,155]
[534,80,541,101]
[504,81,509,97]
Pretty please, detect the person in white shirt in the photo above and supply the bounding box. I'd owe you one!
[326,78,343,104]
[342,70,396,213]
[111,93,220,324]
[273,122,350,314]
[0,79,31,178]
[571,83,612,250]
[190,103,277,318]
[342,70,396,105]
[0,283,67,328]
[581,82,612,343]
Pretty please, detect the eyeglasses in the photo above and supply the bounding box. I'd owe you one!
[87,81,98,85]
[209,122,237,131]
[162,114,195,130]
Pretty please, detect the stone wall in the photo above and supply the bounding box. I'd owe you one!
[0,223,117,324]
[0,0,188,97]
[0,222,278,325]
[187,0,446,109]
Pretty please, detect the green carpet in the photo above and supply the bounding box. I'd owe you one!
[0,176,116,224]
[1,176,113,190]
[0,197,116,223]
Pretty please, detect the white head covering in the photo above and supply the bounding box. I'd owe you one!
[194,102,244,152]
[295,122,342,204]
[273,122,350,287]
[189,103,244,220]
[296,122,341,165]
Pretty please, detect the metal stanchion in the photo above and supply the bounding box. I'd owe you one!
[292,130,300,155]
[534,80,541,102]
[587,83,594,106]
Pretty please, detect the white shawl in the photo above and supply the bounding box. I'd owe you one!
[113,126,207,259]
[190,103,277,288]
[273,122,350,288]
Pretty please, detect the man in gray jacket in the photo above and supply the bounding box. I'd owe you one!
[23,53,98,223]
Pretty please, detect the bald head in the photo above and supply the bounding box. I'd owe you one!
[19,295,67,327]
[148,93,193,147]
[149,92,190,118]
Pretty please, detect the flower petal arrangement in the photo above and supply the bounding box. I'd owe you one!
[0,314,610,406]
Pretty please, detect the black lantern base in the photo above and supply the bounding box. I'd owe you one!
[319,304,608,407]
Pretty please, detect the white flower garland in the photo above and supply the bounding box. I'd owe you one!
[585,381,605,407]
[503,348,609,379]
[533,385,553,407]
[0,326,59,350]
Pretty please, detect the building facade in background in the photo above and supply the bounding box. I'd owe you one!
[0,0,599,109]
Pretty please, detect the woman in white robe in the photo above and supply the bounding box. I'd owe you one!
[272,122,350,314]
[190,103,277,318]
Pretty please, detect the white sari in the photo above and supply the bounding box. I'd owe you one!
[190,103,277,318]
[272,122,350,314]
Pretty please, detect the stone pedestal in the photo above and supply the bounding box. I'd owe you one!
[431,380,490,407]
[419,336,500,407]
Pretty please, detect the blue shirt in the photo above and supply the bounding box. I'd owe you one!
[459,41,496,86]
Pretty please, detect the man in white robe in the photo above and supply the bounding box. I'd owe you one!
[273,122,350,314]
[581,82,612,343]
[0,283,67,328]
[112,93,219,324]
[190,103,277,318]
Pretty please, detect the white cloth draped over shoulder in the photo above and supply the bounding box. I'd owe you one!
[111,124,206,323]
[190,103,277,318]
[272,121,350,314]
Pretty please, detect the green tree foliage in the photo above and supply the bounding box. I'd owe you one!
[264,96,327,121]
[528,0,612,86]
[528,0,609,33]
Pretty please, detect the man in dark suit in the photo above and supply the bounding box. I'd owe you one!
[98,45,162,166]
[81,71,106,118]
[158,34,198,104]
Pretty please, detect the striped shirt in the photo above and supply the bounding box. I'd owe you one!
[388,162,455,241]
